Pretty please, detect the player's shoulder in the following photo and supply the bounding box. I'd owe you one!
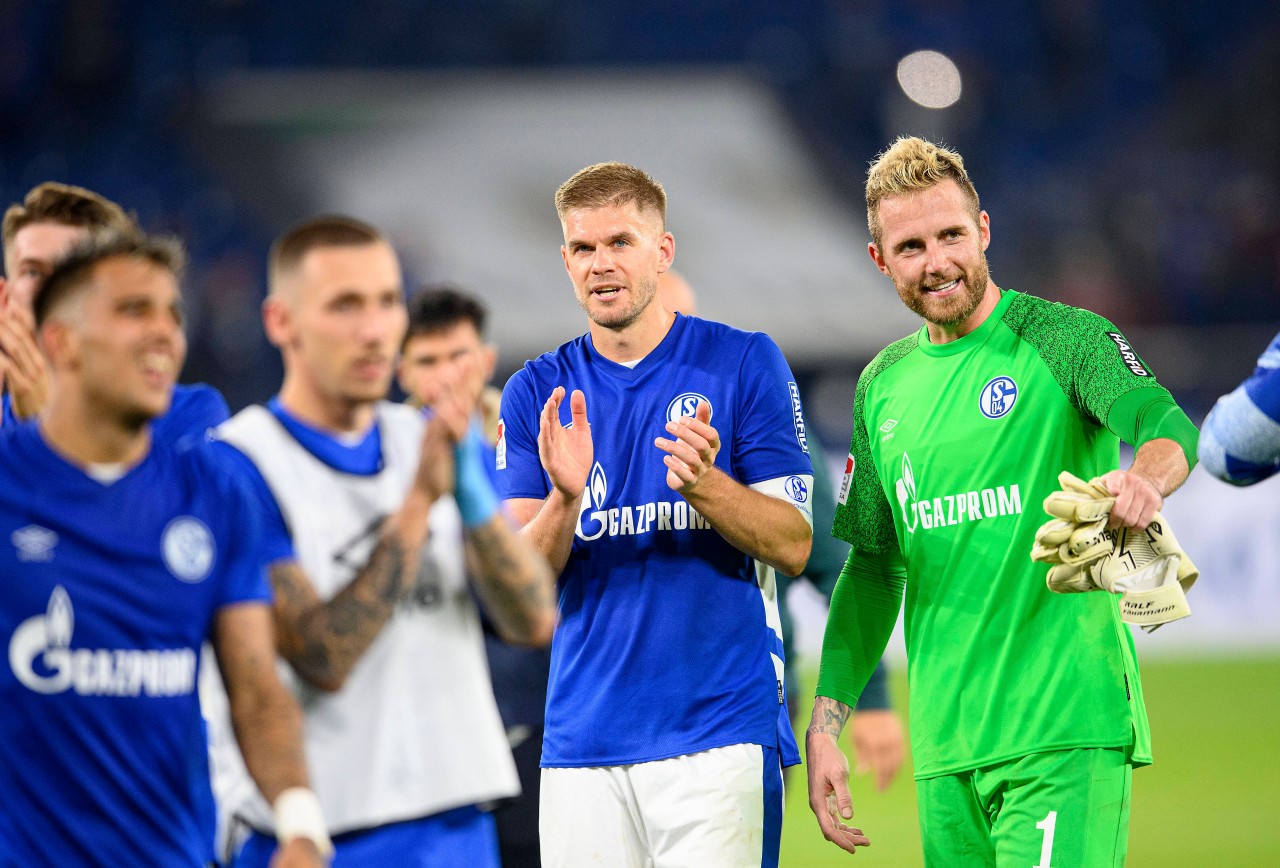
[1000,289,1116,341]
[507,333,592,391]
[861,331,921,388]
[680,314,775,352]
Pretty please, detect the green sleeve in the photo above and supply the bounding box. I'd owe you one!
[1106,387,1200,471]
[831,336,916,550]
[804,437,853,597]
[815,547,906,709]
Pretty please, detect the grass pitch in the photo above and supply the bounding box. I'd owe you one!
[780,655,1280,867]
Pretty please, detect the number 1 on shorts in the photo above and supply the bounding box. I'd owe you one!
[1033,810,1057,868]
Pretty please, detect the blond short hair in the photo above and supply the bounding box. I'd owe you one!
[554,162,667,227]
[865,136,981,248]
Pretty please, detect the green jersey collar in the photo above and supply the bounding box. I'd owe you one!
[915,289,1017,357]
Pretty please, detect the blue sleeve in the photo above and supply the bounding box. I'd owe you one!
[732,333,814,483]
[1199,332,1280,485]
[496,369,552,500]
[213,466,274,609]
[159,384,232,449]
[208,440,297,565]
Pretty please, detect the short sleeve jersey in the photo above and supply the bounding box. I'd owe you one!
[0,425,270,865]
[832,290,1167,779]
[498,314,813,767]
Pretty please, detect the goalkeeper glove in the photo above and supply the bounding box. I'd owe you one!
[1030,472,1114,565]
[1044,512,1199,631]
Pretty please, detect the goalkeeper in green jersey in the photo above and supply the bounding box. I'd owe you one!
[806,136,1199,867]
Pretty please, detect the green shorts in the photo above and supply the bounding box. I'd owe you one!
[915,747,1132,868]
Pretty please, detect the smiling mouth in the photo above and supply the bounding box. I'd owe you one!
[591,286,623,298]
[924,278,960,294]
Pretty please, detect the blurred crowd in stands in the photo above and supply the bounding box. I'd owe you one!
[2,0,1277,412]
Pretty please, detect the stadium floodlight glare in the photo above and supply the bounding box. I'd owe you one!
[896,50,962,109]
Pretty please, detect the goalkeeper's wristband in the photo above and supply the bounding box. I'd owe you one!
[274,787,333,858]
[454,425,500,528]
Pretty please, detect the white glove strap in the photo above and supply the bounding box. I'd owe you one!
[274,787,334,858]
[1120,581,1192,632]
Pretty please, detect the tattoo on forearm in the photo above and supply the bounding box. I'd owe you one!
[271,533,413,689]
[467,520,556,643]
[808,696,853,737]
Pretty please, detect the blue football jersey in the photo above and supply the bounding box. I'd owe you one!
[0,383,229,447]
[0,425,271,866]
[1200,331,1280,485]
[498,314,812,767]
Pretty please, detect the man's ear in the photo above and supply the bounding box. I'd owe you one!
[480,344,498,384]
[262,296,292,350]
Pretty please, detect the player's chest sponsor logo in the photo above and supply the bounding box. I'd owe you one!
[576,461,713,541]
[162,517,215,583]
[7,586,197,697]
[893,451,1023,534]
[1106,332,1150,377]
[978,376,1019,419]
[11,524,58,562]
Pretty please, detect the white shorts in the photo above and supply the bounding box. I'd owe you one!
[539,743,784,868]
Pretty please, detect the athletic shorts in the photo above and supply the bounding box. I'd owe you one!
[230,804,499,868]
[540,743,783,868]
[916,747,1132,868]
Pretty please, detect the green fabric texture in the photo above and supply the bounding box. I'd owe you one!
[823,289,1172,779]
[815,548,906,708]
[1106,388,1200,470]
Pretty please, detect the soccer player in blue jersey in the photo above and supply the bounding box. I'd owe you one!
[0,232,328,867]
[1199,331,1280,485]
[656,269,906,794]
[498,162,815,867]
[0,182,229,439]
[203,216,556,867]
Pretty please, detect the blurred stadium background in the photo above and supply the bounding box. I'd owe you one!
[4,1,1277,864]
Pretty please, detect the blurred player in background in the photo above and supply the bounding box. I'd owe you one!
[398,285,552,868]
[0,233,327,867]
[807,136,1199,866]
[1199,331,1280,485]
[656,269,905,793]
[499,162,813,867]
[0,182,229,441]
[203,216,556,867]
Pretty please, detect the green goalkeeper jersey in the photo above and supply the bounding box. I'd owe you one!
[822,289,1198,779]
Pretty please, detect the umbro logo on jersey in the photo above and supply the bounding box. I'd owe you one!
[12,525,57,562]
[880,419,898,442]
[666,393,712,424]
[979,376,1018,419]
[162,517,215,583]
[1106,332,1150,377]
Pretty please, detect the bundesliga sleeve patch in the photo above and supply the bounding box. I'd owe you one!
[838,453,854,505]
[495,418,507,470]
[1106,332,1150,377]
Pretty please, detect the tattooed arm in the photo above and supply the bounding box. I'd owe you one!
[806,695,871,854]
[269,418,452,692]
[464,517,557,647]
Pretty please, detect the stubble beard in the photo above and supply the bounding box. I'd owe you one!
[896,254,991,327]
[579,277,657,331]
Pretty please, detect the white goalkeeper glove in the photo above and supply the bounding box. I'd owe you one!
[1043,514,1199,631]
[1030,472,1114,565]
[1031,472,1199,631]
